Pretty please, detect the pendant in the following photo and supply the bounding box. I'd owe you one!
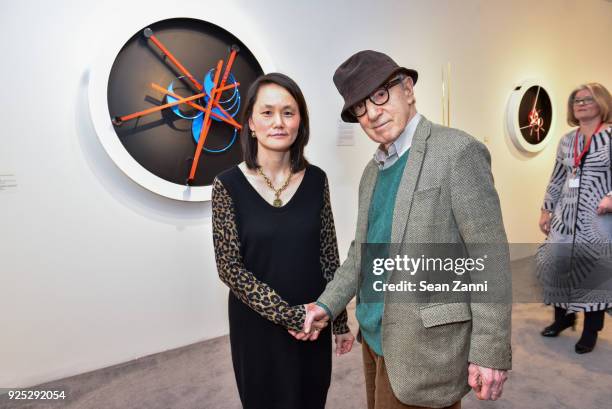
[273,198,283,207]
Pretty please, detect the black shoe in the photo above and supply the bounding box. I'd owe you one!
[541,315,576,337]
[575,331,598,354]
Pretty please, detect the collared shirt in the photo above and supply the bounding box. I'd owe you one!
[373,112,421,170]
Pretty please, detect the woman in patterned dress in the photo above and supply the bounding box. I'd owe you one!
[538,82,612,354]
[211,73,354,409]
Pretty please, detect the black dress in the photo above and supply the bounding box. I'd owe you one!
[212,164,349,409]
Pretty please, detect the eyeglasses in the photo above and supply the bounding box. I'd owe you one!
[350,77,404,118]
[572,96,595,106]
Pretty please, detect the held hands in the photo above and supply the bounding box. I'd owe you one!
[288,303,355,355]
[303,303,329,334]
[468,363,508,401]
[596,195,612,215]
[287,303,329,341]
[538,210,552,235]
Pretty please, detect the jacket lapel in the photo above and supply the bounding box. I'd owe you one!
[356,160,378,245]
[354,160,377,305]
[390,116,431,244]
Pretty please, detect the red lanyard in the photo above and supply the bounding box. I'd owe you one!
[573,122,603,170]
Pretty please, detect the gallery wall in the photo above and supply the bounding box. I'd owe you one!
[1,0,611,388]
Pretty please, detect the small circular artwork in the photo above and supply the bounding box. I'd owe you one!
[505,79,555,153]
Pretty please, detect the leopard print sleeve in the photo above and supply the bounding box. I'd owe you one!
[320,176,350,335]
[212,177,305,331]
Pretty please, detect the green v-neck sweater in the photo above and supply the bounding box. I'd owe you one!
[356,150,409,356]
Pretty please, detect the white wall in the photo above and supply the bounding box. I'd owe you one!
[1,0,611,388]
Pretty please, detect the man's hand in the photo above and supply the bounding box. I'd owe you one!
[468,363,508,401]
[304,303,330,334]
[334,332,355,356]
[287,303,329,341]
[596,195,612,215]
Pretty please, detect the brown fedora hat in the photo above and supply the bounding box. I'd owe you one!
[333,50,418,123]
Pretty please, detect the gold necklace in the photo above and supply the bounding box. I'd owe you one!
[256,167,292,207]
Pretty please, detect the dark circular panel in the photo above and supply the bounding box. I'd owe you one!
[107,18,263,186]
[517,86,553,145]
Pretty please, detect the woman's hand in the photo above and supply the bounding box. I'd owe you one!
[596,195,612,215]
[539,210,552,234]
[288,329,318,341]
[287,322,326,341]
[334,331,355,356]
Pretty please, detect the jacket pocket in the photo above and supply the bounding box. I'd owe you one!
[419,303,472,328]
[409,186,441,226]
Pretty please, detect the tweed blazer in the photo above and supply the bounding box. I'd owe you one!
[318,116,512,408]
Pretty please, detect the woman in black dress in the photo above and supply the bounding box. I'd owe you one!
[212,73,354,409]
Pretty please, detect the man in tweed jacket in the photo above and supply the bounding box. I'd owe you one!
[302,51,512,409]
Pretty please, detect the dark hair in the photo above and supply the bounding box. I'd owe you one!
[240,73,309,173]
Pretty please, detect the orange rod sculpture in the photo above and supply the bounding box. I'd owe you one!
[112,92,206,125]
[188,59,223,182]
[144,28,203,92]
[150,82,242,129]
[188,46,239,182]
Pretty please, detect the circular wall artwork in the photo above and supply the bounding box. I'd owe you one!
[89,17,267,201]
[505,79,555,153]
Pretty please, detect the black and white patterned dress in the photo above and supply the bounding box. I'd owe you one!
[538,126,612,314]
